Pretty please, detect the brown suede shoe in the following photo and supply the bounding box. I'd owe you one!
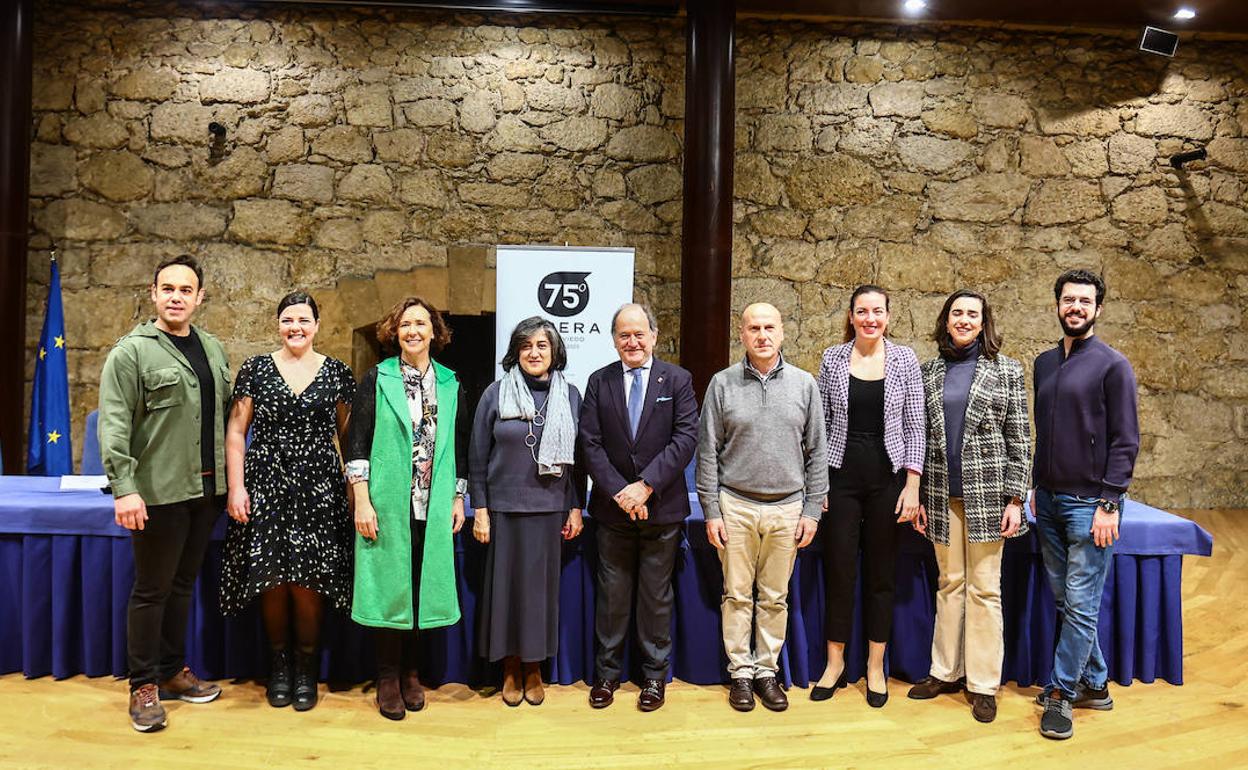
[523,662,545,706]
[502,657,523,707]
[907,676,963,700]
[401,669,425,712]
[158,667,221,704]
[971,693,998,723]
[129,684,167,733]
[376,676,405,720]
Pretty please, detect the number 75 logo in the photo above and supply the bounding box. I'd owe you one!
[538,272,591,317]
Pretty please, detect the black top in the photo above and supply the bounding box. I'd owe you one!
[846,374,885,435]
[942,340,979,497]
[161,328,215,473]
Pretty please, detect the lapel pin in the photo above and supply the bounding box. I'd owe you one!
[657,376,663,384]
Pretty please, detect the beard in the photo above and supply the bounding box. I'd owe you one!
[1059,311,1095,337]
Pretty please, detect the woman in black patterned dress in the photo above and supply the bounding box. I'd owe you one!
[220,291,355,712]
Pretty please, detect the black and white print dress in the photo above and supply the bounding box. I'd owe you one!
[219,354,356,615]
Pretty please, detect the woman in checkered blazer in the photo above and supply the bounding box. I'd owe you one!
[905,289,1031,724]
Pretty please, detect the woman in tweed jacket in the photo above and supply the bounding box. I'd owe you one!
[907,289,1030,724]
[813,285,926,708]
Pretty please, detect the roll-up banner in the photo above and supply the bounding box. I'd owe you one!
[494,245,636,394]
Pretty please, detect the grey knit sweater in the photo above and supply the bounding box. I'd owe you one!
[695,357,829,521]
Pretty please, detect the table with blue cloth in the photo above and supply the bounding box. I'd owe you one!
[0,475,1212,689]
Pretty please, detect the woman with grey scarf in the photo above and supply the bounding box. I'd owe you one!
[470,316,586,707]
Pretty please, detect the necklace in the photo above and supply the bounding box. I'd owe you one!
[524,397,548,464]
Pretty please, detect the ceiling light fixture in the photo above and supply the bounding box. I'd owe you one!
[903,0,927,13]
[1173,8,1196,20]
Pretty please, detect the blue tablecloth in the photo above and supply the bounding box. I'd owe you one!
[0,476,1212,688]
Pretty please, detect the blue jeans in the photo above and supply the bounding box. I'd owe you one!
[1034,488,1115,699]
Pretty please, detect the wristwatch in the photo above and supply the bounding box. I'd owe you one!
[1097,498,1120,514]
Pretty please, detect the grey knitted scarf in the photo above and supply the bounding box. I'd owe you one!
[497,366,575,477]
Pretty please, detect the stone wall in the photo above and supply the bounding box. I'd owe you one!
[25,2,1248,507]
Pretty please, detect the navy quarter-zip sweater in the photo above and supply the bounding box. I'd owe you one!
[1033,335,1140,499]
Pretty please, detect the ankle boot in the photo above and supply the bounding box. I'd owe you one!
[292,650,318,712]
[501,657,523,707]
[266,648,293,708]
[401,668,425,712]
[376,675,405,720]
[523,662,545,706]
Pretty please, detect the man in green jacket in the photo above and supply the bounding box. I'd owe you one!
[98,254,230,733]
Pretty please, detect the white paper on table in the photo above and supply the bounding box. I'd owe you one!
[59,475,109,491]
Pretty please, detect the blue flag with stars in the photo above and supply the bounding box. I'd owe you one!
[27,258,72,476]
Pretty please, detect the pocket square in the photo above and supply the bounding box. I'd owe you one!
[656,396,673,402]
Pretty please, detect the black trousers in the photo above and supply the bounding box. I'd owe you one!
[127,484,221,689]
[822,433,904,644]
[594,518,682,682]
[376,519,426,680]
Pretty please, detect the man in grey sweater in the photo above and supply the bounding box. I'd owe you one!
[696,302,828,712]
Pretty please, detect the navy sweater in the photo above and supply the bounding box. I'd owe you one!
[1033,336,1140,499]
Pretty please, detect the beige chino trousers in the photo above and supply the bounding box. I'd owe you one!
[717,492,802,680]
[929,498,1005,695]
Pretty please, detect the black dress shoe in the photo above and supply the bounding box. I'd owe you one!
[266,648,293,708]
[729,678,755,712]
[753,676,789,712]
[810,673,847,702]
[589,679,619,709]
[292,650,319,712]
[637,679,665,712]
[866,687,889,708]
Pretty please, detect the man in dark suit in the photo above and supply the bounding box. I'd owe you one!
[579,303,699,712]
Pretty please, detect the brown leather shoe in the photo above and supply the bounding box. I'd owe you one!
[728,678,755,712]
[907,676,963,700]
[523,662,545,706]
[971,693,998,723]
[158,667,221,704]
[502,657,523,707]
[129,683,167,733]
[376,676,405,720]
[638,679,665,712]
[753,676,788,712]
[589,679,619,708]
[401,669,425,712]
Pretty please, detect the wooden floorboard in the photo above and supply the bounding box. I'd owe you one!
[2,509,1245,768]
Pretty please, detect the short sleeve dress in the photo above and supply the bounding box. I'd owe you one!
[220,354,357,615]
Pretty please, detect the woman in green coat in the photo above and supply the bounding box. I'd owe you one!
[346,296,469,720]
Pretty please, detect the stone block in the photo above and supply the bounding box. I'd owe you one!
[1036,107,1119,136]
[150,103,214,145]
[590,83,641,120]
[229,199,308,245]
[879,243,956,292]
[929,173,1031,222]
[1108,133,1157,175]
[460,91,498,133]
[1111,186,1169,224]
[29,143,77,197]
[399,171,448,208]
[458,182,529,207]
[200,146,268,199]
[62,114,129,148]
[842,197,923,242]
[785,154,883,209]
[895,134,972,174]
[315,218,363,251]
[312,126,373,163]
[868,82,925,117]
[755,115,814,152]
[972,93,1030,128]
[1133,104,1213,140]
[844,55,884,84]
[921,106,978,139]
[373,129,424,164]
[33,75,75,110]
[835,117,896,160]
[1137,223,1196,263]
[345,84,393,127]
[759,239,818,281]
[79,151,153,201]
[339,164,393,202]
[35,199,127,241]
[798,83,869,114]
[1018,136,1071,177]
[487,116,542,152]
[130,203,227,239]
[815,239,878,288]
[748,210,808,238]
[266,126,305,163]
[403,99,456,127]
[526,81,585,112]
[600,200,662,232]
[739,71,787,111]
[273,163,335,203]
[1023,180,1104,225]
[1064,139,1109,178]
[363,210,406,245]
[288,94,336,127]
[626,164,682,205]
[200,68,270,103]
[605,124,679,161]
[426,132,479,167]
[1207,137,1248,173]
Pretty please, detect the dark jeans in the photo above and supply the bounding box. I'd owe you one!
[376,519,426,681]
[822,433,904,644]
[594,518,682,682]
[127,486,221,689]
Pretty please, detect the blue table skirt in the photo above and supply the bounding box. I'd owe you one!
[0,477,1211,688]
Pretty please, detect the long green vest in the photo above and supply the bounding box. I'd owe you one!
[351,357,461,630]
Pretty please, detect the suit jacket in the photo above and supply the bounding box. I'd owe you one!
[817,338,926,474]
[578,357,699,526]
[919,352,1031,545]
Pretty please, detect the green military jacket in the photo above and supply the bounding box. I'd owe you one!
[97,320,232,505]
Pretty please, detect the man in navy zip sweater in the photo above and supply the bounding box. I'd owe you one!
[1032,269,1139,741]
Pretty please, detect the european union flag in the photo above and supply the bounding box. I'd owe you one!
[27,257,72,476]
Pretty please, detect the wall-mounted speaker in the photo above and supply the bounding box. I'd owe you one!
[1139,26,1179,57]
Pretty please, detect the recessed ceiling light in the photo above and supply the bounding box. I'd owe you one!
[904,0,928,13]
[1173,8,1196,20]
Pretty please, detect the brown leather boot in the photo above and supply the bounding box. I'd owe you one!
[501,657,523,707]
[522,662,545,706]
[376,675,405,720]
[401,669,425,712]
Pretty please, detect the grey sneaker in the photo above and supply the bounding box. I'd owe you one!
[1034,683,1113,710]
[1039,692,1074,740]
[129,683,168,733]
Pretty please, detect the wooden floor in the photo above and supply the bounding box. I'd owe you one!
[2,510,1245,769]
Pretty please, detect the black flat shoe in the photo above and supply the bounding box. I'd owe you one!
[810,673,847,702]
[866,688,889,708]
